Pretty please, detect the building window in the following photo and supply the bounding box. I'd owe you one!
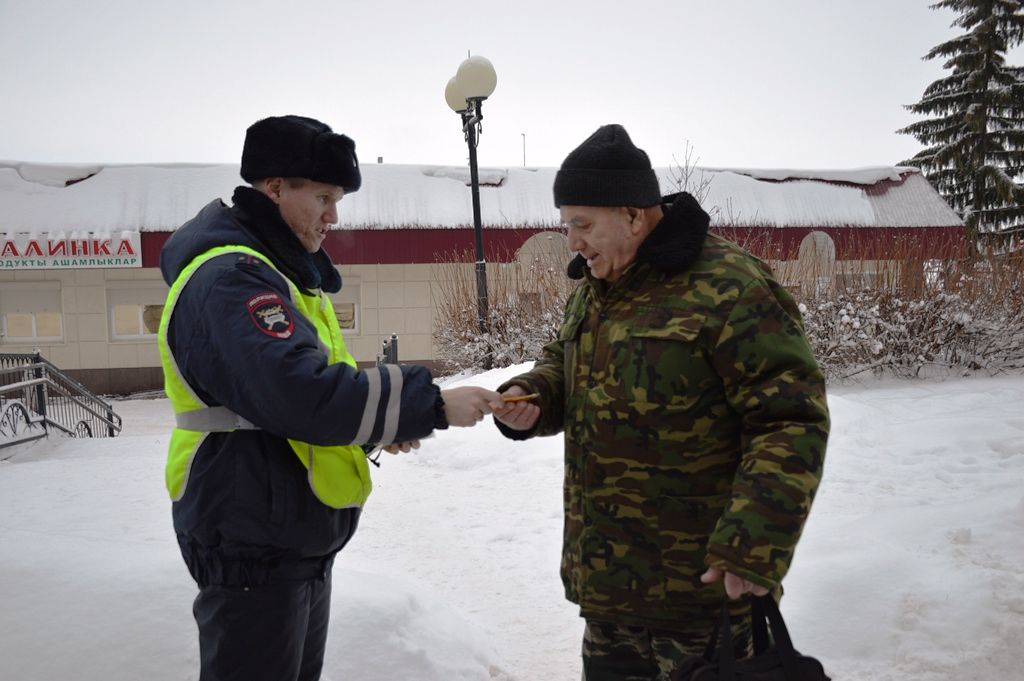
[111,303,163,337]
[0,283,63,343]
[107,286,166,340]
[334,302,357,331]
[328,277,360,335]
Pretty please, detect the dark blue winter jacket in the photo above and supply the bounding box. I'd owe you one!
[160,187,446,586]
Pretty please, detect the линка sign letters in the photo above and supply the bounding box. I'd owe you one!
[0,232,142,269]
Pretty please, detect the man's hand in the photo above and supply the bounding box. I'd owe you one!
[492,386,541,431]
[441,386,504,427]
[383,440,420,454]
[700,566,770,600]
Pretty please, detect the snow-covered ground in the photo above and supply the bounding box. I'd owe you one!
[1,366,1023,681]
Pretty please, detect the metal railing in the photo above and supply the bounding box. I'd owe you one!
[0,352,122,451]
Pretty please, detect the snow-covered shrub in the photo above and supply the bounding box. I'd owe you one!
[798,252,1024,380]
[432,244,1024,380]
[433,249,576,372]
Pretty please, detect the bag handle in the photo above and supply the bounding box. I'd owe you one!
[713,595,804,681]
[715,604,736,680]
[751,597,771,654]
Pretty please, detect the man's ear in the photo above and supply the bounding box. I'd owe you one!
[625,207,643,233]
[263,177,285,203]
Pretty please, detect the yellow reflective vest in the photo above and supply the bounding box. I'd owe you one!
[158,244,372,509]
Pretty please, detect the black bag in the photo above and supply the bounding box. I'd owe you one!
[671,595,829,681]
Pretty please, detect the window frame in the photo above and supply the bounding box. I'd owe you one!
[0,281,64,344]
[106,284,167,341]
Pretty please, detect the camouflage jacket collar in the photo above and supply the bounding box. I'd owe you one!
[567,191,710,280]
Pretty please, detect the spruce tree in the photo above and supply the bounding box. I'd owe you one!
[899,0,1024,241]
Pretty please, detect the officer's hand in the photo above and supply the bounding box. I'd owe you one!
[700,566,770,600]
[441,386,504,427]
[492,386,541,431]
[383,440,420,454]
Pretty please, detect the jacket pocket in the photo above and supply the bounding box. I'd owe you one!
[658,494,730,608]
[233,441,291,527]
[627,310,709,416]
[267,457,290,526]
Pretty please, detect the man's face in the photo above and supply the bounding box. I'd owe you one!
[560,205,640,282]
[267,178,345,253]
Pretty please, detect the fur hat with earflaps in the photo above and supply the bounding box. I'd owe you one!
[240,115,361,193]
[553,124,661,208]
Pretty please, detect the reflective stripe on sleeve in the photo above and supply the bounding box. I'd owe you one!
[379,364,403,445]
[353,368,383,444]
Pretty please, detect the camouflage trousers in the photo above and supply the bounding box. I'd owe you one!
[581,616,752,681]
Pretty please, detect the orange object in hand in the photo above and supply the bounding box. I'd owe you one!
[502,393,540,403]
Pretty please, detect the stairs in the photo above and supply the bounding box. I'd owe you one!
[0,352,122,454]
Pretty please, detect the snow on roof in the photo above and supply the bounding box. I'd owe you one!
[11,162,104,187]
[694,169,963,228]
[0,161,962,235]
[0,162,241,236]
[345,164,561,229]
[707,166,917,185]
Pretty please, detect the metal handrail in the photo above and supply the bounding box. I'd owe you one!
[0,374,121,428]
[0,352,122,445]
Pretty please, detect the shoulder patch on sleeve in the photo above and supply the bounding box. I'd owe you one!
[246,292,294,339]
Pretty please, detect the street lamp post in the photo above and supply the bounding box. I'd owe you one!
[445,55,497,342]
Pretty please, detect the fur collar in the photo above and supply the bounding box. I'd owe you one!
[230,186,342,294]
[567,191,710,280]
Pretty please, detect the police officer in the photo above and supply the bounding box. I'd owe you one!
[158,115,502,681]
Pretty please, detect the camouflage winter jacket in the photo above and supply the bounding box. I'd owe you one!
[496,192,829,630]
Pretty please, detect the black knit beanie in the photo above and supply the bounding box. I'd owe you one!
[240,115,361,193]
[553,124,661,208]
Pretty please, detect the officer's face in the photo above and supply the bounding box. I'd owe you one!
[266,178,345,253]
[561,206,644,282]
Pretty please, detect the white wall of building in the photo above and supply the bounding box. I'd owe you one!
[0,263,443,377]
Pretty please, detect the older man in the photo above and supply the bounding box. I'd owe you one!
[493,124,829,681]
[158,115,502,681]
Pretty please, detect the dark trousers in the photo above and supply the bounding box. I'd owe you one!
[581,617,752,681]
[193,571,333,681]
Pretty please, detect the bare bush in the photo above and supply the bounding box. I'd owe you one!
[433,241,1024,379]
[667,141,717,217]
[797,249,1024,380]
[433,246,576,372]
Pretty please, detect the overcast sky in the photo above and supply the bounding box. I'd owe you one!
[2,0,1022,171]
